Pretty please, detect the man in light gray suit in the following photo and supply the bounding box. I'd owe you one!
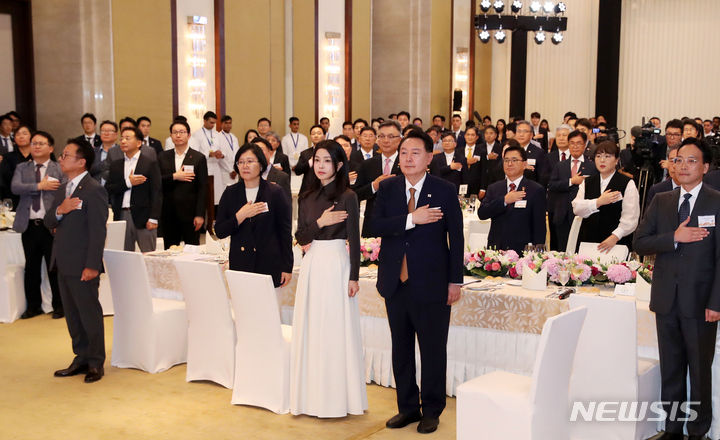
[12,131,67,319]
[45,138,108,383]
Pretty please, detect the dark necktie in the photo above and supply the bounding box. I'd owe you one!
[32,164,42,212]
[561,152,566,161]
[399,188,417,282]
[678,193,692,223]
[509,183,516,192]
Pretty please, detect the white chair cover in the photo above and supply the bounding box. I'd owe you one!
[225,270,292,414]
[569,295,661,440]
[0,249,25,323]
[105,221,126,251]
[457,307,587,440]
[566,216,583,254]
[468,232,488,250]
[103,249,187,373]
[173,260,235,388]
[578,242,629,264]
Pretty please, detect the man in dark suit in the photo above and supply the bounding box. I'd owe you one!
[703,168,720,191]
[137,116,164,155]
[645,147,679,210]
[530,112,549,152]
[266,131,291,176]
[477,126,504,195]
[252,137,291,200]
[634,138,720,440]
[478,143,547,254]
[44,138,108,383]
[105,127,162,252]
[12,131,66,319]
[514,120,547,185]
[157,121,208,248]
[353,126,379,162]
[77,113,102,149]
[0,113,14,156]
[430,130,467,191]
[450,114,465,151]
[355,120,403,237]
[542,124,572,186]
[456,126,482,196]
[90,120,119,185]
[547,130,598,251]
[371,129,463,434]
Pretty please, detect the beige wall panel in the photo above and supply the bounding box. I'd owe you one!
[473,41,492,120]
[371,0,410,119]
[112,0,172,140]
[351,0,371,120]
[292,0,316,135]
[269,0,286,134]
[430,0,451,120]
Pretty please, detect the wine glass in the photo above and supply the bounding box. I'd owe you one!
[1,199,10,214]
[628,252,639,262]
[558,267,570,287]
[469,195,478,212]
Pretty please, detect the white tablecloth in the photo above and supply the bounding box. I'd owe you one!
[0,230,53,313]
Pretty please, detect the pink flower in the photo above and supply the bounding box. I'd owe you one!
[606,264,632,284]
[528,262,536,269]
[484,256,491,262]
[509,266,518,278]
[491,262,501,271]
[504,250,520,262]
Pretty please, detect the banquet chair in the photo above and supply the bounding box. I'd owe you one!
[578,242,629,265]
[457,307,588,440]
[103,249,187,373]
[173,260,235,389]
[225,270,292,414]
[468,232,488,250]
[566,216,583,254]
[0,244,26,323]
[568,295,660,440]
[98,221,127,315]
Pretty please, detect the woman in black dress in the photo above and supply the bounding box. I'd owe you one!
[214,143,293,287]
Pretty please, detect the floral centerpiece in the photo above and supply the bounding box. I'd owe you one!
[359,237,381,267]
[464,249,519,278]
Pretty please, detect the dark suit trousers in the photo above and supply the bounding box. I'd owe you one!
[548,214,571,252]
[162,216,200,248]
[385,282,451,418]
[21,221,61,311]
[57,273,105,368]
[655,296,717,436]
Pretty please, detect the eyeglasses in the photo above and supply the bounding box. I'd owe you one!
[171,130,188,135]
[60,153,78,160]
[515,128,532,134]
[377,134,400,140]
[237,159,259,166]
[665,132,682,138]
[120,137,136,142]
[503,158,523,164]
[671,157,700,165]
[568,141,585,147]
[441,138,456,143]
[31,141,49,146]
[595,154,616,161]
[100,129,116,134]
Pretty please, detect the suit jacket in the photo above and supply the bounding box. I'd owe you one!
[544,149,570,187]
[547,158,597,224]
[90,145,115,183]
[634,185,720,318]
[355,153,402,237]
[371,174,464,303]
[532,126,549,152]
[272,151,291,176]
[44,173,108,276]
[11,160,68,233]
[523,143,548,185]
[0,149,32,209]
[75,134,102,149]
[477,177,547,254]
[430,150,467,191]
[105,151,162,228]
[454,130,466,151]
[350,148,376,167]
[157,147,208,221]
[645,179,675,209]
[215,179,293,287]
[266,166,291,201]
[704,169,720,192]
[294,147,315,194]
[147,137,163,156]
[476,142,504,192]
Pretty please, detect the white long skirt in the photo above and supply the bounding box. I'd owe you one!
[290,239,368,417]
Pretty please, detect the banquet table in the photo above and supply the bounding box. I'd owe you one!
[0,230,53,314]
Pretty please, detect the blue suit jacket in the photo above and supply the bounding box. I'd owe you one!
[477,177,546,254]
[12,160,67,233]
[371,174,464,303]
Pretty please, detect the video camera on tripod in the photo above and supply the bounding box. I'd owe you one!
[630,121,662,216]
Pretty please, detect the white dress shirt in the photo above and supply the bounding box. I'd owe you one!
[572,171,640,239]
[372,151,399,194]
[567,154,585,186]
[281,132,309,167]
[405,173,427,230]
[504,176,524,206]
[245,186,259,204]
[174,148,188,172]
[484,142,496,159]
[359,147,374,160]
[0,134,13,151]
[56,171,88,220]
[678,182,702,215]
[29,159,50,219]
[444,152,455,166]
[122,152,140,209]
[464,144,478,160]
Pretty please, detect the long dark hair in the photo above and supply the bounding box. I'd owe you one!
[299,139,349,201]
[243,129,259,144]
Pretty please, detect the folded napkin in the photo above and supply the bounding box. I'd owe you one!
[522,264,547,291]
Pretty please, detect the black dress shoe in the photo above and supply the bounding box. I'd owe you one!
[84,367,104,383]
[655,432,684,440]
[52,309,64,319]
[20,308,43,319]
[417,417,439,434]
[54,363,89,377]
[386,411,422,429]
[687,435,709,440]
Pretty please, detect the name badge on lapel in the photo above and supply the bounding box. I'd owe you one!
[527,158,536,166]
[515,200,527,208]
[698,215,715,228]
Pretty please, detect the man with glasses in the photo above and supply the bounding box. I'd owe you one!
[477,140,547,254]
[634,138,720,440]
[12,131,66,319]
[90,120,118,185]
[514,120,547,185]
[356,120,403,237]
[659,119,684,181]
[105,127,162,252]
[157,121,208,248]
[76,113,102,148]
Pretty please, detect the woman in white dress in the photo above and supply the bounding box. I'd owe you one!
[291,139,367,418]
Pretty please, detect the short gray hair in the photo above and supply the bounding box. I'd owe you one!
[556,124,572,133]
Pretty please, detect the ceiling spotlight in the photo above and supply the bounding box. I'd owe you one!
[478,28,491,43]
[554,2,566,13]
[529,1,541,13]
[543,1,554,13]
[493,0,505,13]
[511,0,523,13]
[534,28,546,44]
[494,28,507,43]
[480,0,492,13]
[552,31,563,44]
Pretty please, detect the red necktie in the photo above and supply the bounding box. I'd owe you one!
[572,159,580,176]
[561,152,566,161]
[509,183,516,192]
